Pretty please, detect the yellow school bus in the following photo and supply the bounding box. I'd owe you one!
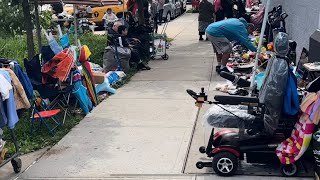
[64,2,127,27]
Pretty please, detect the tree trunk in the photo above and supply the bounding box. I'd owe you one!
[136,0,145,25]
[22,0,35,59]
[34,0,42,52]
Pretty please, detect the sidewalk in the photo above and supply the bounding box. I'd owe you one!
[19,13,213,179]
[16,13,312,180]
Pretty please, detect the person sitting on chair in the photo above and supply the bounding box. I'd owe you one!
[117,25,151,70]
[103,8,119,29]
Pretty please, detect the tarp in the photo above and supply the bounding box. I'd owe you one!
[31,0,119,6]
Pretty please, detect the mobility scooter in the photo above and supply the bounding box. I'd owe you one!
[186,33,303,177]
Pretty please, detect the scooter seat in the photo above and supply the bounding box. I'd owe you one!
[214,95,259,105]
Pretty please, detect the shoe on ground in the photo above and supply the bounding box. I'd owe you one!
[205,38,209,41]
[219,67,231,74]
[215,65,221,73]
[199,37,204,41]
[138,63,151,70]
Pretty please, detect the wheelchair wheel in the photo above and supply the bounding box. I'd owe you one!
[280,163,297,177]
[212,152,238,176]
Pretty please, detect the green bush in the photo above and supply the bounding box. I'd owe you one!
[0,33,107,67]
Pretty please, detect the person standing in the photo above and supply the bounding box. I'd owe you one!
[158,0,165,24]
[151,0,159,33]
[214,0,224,21]
[206,18,256,73]
[198,0,214,40]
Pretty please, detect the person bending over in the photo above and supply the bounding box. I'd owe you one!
[206,17,256,73]
[117,25,151,70]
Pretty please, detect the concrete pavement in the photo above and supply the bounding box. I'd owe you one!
[16,13,313,180]
[19,13,213,179]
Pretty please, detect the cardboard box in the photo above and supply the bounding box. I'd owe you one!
[93,72,105,84]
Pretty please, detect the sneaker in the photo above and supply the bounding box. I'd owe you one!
[199,37,204,41]
[215,65,221,73]
[138,63,151,70]
[219,67,231,74]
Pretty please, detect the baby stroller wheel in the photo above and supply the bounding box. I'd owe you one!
[212,152,238,176]
[196,161,205,169]
[162,54,169,60]
[280,163,297,177]
[11,158,22,173]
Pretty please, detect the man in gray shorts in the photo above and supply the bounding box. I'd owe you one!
[206,18,256,73]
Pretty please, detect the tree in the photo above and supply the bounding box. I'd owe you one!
[22,0,35,59]
[0,0,25,36]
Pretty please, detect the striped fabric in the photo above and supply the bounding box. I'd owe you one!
[276,117,315,164]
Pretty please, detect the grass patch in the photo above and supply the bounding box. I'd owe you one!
[4,111,83,155]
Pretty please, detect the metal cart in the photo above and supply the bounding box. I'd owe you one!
[0,129,22,173]
[151,22,169,60]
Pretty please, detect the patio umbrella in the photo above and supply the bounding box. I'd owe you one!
[33,0,119,6]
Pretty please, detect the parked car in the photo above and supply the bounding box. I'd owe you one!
[162,0,176,22]
[180,0,187,13]
[173,0,182,16]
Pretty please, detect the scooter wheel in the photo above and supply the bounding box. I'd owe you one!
[196,161,204,169]
[212,152,238,177]
[280,163,298,177]
[162,54,169,60]
[199,146,206,154]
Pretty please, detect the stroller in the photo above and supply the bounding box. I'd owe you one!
[186,33,305,177]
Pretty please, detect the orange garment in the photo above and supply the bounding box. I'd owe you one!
[42,49,74,83]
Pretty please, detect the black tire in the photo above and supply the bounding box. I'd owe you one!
[11,158,22,173]
[162,54,169,60]
[212,152,238,177]
[280,163,298,177]
[199,146,206,154]
[166,12,171,22]
[196,161,204,169]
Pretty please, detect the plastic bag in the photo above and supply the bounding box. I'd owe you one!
[203,105,255,128]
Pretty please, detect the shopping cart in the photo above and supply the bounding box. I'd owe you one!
[0,129,22,173]
[151,22,169,60]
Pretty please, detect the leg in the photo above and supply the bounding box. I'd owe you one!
[159,9,163,24]
[199,32,204,40]
[154,14,158,34]
[221,53,231,66]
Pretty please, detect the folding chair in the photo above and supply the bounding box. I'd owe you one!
[30,94,63,136]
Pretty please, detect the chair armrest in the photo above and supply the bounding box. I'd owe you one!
[214,95,259,106]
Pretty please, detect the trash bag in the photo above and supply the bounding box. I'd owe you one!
[203,105,255,128]
[103,46,131,73]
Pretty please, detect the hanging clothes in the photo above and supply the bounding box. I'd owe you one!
[0,74,12,101]
[300,92,320,125]
[276,117,315,164]
[0,99,8,129]
[0,70,19,129]
[1,68,30,110]
[283,69,300,116]
[12,61,34,99]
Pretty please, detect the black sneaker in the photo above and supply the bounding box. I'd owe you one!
[215,65,221,73]
[138,63,151,70]
[199,37,204,41]
[219,67,231,74]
